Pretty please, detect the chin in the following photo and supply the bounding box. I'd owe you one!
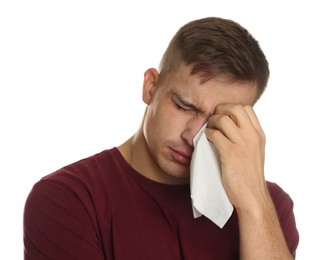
[157,155,191,184]
[166,167,191,184]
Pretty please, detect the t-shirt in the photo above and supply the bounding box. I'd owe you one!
[24,148,299,259]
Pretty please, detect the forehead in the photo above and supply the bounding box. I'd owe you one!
[162,63,258,107]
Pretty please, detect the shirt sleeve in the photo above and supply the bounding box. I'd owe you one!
[23,179,106,260]
[268,182,299,258]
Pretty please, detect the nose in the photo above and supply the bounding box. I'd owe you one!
[181,119,207,147]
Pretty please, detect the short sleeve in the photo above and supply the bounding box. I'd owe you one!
[268,182,299,258]
[23,180,105,260]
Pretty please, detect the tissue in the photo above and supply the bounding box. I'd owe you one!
[190,123,233,228]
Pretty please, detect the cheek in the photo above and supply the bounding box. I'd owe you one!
[162,113,194,144]
[144,99,194,141]
[143,107,167,141]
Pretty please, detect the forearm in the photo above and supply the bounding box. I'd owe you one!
[206,105,297,258]
[237,192,293,260]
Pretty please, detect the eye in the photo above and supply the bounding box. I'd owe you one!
[173,101,195,113]
[175,103,188,111]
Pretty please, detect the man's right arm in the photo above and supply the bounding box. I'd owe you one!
[24,180,106,260]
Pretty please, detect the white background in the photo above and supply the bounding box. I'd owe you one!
[1,0,324,259]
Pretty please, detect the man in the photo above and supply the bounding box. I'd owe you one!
[24,17,299,259]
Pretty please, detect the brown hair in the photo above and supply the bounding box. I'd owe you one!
[159,17,270,101]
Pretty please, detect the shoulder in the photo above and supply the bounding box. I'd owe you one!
[24,147,122,225]
[266,181,293,206]
[266,181,289,198]
[23,149,120,259]
[266,181,299,255]
[41,147,120,190]
[266,181,296,217]
[26,148,123,210]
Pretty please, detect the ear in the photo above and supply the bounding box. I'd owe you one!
[142,68,160,105]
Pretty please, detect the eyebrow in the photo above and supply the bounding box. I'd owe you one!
[171,91,205,114]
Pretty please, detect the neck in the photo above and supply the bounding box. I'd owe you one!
[118,127,161,180]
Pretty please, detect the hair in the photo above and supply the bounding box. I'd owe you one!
[158,17,270,102]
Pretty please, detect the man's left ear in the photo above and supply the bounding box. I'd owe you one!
[142,68,160,105]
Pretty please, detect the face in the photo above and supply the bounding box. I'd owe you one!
[139,63,257,185]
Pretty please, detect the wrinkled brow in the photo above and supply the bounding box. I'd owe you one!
[171,91,205,114]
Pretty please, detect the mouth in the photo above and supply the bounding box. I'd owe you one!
[170,148,193,166]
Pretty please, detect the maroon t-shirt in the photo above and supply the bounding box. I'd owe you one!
[24,148,299,259]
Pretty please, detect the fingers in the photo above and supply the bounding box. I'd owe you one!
[244,106,265,140]
[213,104,253,129]
[206,104,265,145]
[207,114,242,144]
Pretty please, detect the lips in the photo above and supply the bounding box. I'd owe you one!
[170,148,193,166]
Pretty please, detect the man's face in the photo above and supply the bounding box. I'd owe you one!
[141,63,257,184]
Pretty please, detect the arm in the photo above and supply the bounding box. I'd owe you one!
[236,189,293,259]
[205,104,296,259]
[24,179,106,260]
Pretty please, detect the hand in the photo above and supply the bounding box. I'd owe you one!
[205,104,268,212]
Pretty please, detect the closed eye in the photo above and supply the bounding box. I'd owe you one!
[170,91,204,114]
[174,102,191,111]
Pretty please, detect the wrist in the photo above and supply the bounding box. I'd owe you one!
[235,190,274,220]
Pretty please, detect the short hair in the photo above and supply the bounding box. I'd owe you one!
[159,17,270,102]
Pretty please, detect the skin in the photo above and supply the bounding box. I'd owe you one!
[119,63,292,259]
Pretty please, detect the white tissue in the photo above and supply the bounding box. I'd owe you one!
[190,123,233,228]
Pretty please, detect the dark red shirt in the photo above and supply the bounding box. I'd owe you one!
[24,148,299,259]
